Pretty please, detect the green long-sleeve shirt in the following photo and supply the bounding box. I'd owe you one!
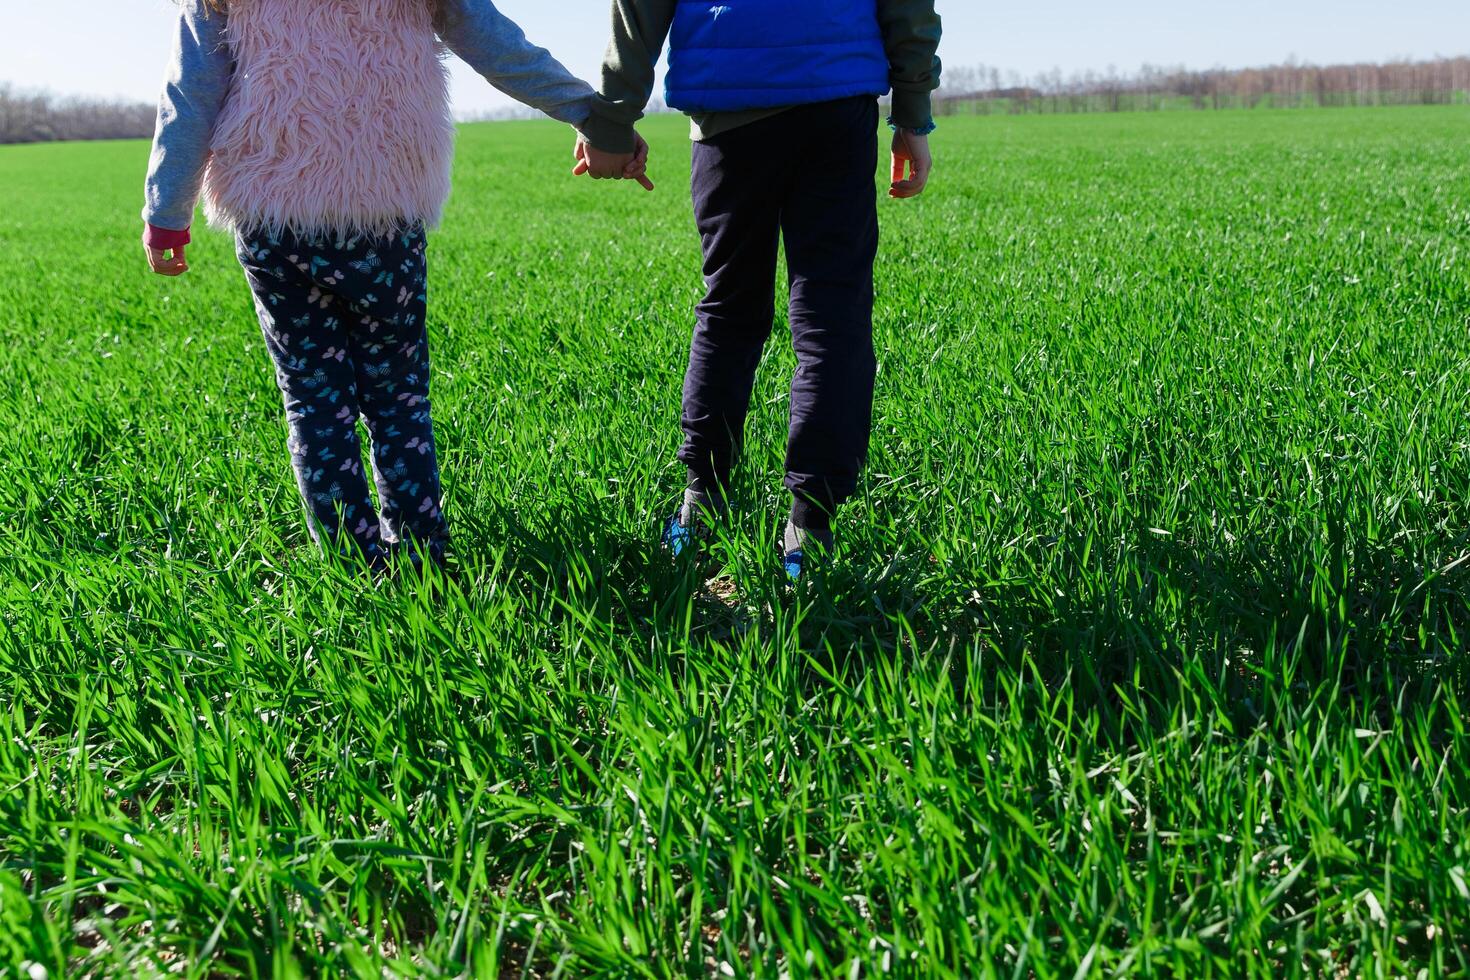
[580,0,942,153]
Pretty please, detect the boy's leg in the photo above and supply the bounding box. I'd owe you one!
[779,97,882,531]
[336,230,449,562]
[235,232,385,564]
[679,121,788,500]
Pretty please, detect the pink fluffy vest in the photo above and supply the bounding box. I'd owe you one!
[203,0,454,239]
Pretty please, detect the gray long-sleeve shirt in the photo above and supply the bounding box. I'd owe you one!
[143,0,596,234]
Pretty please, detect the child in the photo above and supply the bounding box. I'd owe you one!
[573,0,941,579]
[142,0,646,571]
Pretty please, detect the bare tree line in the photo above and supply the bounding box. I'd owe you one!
[0,84,156,144]
[935,56,1470,116]
[3,55,1466,144]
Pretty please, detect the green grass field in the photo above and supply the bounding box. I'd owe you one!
[1,106,1468,976]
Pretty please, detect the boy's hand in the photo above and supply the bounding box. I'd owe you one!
[146,243,189,276]
[889,130,932,199]
[574,132,655,191]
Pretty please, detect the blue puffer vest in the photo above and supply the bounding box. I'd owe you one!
[664,0,891,113]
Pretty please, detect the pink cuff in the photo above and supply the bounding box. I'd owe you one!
[143,224,191,250]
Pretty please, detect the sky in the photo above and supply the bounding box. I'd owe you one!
[2,1,1466,117]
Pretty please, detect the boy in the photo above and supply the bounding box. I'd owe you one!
[577,0,941,579]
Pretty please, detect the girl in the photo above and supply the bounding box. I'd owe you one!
[142,0,647,571]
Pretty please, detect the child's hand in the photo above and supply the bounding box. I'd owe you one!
[626,133,653,189]
[574,132,655,191]
[145,243,189,276]
[889,130,933,199]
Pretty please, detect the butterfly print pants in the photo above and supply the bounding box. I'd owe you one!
[235,226,448,567]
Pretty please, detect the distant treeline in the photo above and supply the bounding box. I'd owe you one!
[935,56,1470,116]
[4,55,1467,144]
[0,84,155,145]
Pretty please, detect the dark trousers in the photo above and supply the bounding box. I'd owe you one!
[236,227,448,566]
[680,96,880,512]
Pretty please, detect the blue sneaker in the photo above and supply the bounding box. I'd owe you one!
[661,489,725,560]
[662,514,696,557]
[782,521,833,583]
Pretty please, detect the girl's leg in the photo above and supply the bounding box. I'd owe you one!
[236,232,386,565]
[336,231,449,562]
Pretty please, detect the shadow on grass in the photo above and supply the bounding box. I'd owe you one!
[392,489,1470,739]
[754,512,1470,731]
[448,496,751,643]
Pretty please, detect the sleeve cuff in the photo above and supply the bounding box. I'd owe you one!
[888,88,935,134]
[144,223,192,250]
[578,107,638,155]
[888,116,936,137]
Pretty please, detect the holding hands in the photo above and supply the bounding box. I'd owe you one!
[574,131,655,191]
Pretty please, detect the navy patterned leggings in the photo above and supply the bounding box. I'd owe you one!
[236,227,448,567]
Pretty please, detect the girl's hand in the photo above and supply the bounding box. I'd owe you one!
[146,243,189,276]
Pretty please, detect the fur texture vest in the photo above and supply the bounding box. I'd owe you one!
[203,0,454,239]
